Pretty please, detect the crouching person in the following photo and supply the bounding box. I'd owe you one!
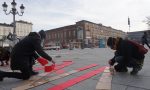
[107,37,145,75]
[0,30,55,81]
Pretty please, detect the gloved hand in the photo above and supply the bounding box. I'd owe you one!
[108,59,113,66]
[51,59,55,64]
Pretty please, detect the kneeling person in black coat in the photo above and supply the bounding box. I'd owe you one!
[0,30,55,81]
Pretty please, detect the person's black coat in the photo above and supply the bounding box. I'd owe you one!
[111,39,145,65]
[10,32,52,70]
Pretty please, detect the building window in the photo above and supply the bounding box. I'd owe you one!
[64,31,66,38]
[73,30,76,37]
[68,31,71,38]
[58,33,60,39]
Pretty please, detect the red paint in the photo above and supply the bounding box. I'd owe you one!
[55,69,65,74]
[37,57,48,66]
[44,64,55,72]
[54,61,73,70]
[76,64,98,71]
[47,66,106,90]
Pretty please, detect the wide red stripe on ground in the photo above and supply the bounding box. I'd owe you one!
[47,66,106,90]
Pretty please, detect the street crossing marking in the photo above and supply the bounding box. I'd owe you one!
[37,61,73,77]
[47,66,106,90]
[11,60,73,90]
[55,69,65,74]
[12,64,98,90]
[96,66,112,90]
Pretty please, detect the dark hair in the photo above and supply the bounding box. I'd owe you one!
[39,30,46,39]
[107,37,115,48]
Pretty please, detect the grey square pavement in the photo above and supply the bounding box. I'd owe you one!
[0,48,149,90]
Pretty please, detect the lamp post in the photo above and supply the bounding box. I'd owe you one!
[2,0,25,39]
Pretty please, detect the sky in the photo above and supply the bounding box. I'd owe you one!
[0,0,150,32]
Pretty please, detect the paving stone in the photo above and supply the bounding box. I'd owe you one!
[112,83,127,90]
[127,87,146,90]
[68,78,98,90]
[28,82,54,90]
[129,77,150,89]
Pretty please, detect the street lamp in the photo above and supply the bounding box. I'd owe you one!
[2,0,25,38]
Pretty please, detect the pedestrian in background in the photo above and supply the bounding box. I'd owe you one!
[141,31,150,49]
[7,33,20,52]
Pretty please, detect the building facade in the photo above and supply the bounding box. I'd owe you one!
[0,20,32,38]
[0,23,13,39]
[15,20,33,37]
[0,20,33,47]
[45,20,126,48]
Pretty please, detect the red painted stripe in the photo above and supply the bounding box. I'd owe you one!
[47,66,106,90]
[76,64,98,71]
[55,69,65,74]
[54,61,73,70]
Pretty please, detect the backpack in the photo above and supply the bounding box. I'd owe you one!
[128,40,148,54]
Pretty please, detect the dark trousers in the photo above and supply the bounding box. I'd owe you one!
[142,41,150,49]
[2,57,35,80]
[114,56,143,70]
[2,66,31,80]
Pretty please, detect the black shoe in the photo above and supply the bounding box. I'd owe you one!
[130,68,139,75]
[30,71,39,76]
[114,66,128,72]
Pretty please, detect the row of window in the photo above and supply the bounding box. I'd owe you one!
[47,30,76,39]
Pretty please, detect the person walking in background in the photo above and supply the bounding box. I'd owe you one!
[7,32,20,52]
[141,31,150,49]
[0,30,55,81]
[107,37,145,75]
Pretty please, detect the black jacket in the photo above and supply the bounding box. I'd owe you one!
[10,32,52,70]
[111,39,145,65]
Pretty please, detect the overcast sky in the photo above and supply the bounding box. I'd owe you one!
[0,0,150,32]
